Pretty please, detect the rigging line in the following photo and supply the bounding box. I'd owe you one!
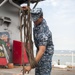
[33,0,39,9]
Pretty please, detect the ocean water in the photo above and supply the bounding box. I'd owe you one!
[52,50,75,65]
[34,49,75,65]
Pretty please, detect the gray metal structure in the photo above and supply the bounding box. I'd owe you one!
[0,0,44,75]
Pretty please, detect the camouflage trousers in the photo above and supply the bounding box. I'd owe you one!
[35,54,53,75]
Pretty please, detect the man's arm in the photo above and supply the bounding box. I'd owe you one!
[23,46,46,73]
[35,45,46,63]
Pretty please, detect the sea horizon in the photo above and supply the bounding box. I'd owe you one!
[52,50,75,66]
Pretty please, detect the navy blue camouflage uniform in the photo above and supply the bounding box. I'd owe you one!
[33,19,54,75]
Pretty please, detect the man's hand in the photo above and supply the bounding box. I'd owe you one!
[22,6,29,11]
[21,65,32,74]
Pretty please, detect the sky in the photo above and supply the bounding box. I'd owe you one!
[31,0,75,50]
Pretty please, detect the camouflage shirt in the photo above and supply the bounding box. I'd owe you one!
[33,19,54,55]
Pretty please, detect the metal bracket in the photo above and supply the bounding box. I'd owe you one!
[0,0,8,7]
[0,17,11,26]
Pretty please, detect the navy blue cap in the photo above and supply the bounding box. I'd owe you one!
[30,8,43,22]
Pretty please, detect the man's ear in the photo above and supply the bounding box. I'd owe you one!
[41,16,43,20]
[40,16,43,18]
